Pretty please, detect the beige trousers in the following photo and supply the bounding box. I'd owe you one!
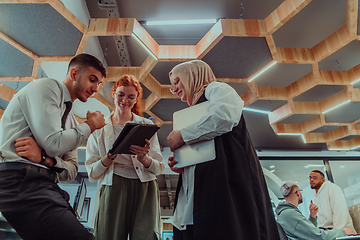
[94,174,161,240]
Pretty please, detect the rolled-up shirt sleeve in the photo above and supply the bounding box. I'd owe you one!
[54,149,79,183]
[180,82,244,145]
[144,132,165,175]
[85,131,108,182]
[17,79,91,158]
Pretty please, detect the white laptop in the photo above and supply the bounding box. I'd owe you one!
[173,101,216,168]
[336,235,360,239]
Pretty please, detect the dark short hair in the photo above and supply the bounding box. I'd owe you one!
[311,170,325,178]
[68,53,106,77]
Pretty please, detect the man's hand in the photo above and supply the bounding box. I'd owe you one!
[168,156,184,174]
[167,130,185,152]
[85,111,105,132]
[309,200,318,218]
[14,137,41,163]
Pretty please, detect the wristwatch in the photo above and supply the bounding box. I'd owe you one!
[107,152,116,160]
[40,149,47,164]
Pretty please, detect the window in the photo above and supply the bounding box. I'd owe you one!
[328,161,360,207]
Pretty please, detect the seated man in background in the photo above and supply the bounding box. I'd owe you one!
[276,181,355,240]
[310,170,357,233]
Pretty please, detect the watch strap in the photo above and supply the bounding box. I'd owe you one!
[107,152,116,160]
[40,149,47,164]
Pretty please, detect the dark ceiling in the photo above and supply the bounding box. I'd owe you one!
[83,0,356,151]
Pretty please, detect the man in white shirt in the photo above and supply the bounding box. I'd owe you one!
[276,181,354,240]
[310,170,357,233]
[0,54,106,240]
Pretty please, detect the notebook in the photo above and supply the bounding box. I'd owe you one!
[173,101,216,168]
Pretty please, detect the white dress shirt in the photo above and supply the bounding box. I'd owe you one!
[314,180,356,232]
[0,78,92,182]
[85,113,165,185]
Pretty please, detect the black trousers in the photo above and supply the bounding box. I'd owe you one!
[0,168,93,240]
[173,225,194,240]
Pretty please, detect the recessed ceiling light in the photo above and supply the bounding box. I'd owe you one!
[248,61,277,82]
[277,133,302,136]
[322,100,351,114]
[243,107,271,114]
[301,135,306,143]
[304,164,324,168]
[328,148,350,151]
[131,33,157,60]
[352,79,360,84]
[146,19,217,26]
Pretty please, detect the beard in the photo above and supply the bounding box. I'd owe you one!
[311,182,322,190]
[74,74,89,102]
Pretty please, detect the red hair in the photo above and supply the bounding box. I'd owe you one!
[110,75,142,116]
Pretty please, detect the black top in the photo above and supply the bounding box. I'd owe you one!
[174,93,280,240]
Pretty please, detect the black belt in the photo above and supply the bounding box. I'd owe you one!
[0,162,58,182]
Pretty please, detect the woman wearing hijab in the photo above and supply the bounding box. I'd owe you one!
[86,75,164,240]
[167,60,279,240]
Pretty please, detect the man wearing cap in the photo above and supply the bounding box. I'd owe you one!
[310,170,356,232]
[276,181,355,240]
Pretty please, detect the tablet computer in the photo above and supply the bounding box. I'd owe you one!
[109,123,160,155]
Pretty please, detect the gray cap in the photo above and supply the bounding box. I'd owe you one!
[280,181,297,197]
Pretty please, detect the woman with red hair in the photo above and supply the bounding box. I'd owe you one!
[86,75,164,240]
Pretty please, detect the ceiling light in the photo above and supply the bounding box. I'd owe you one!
[277,133,302,136]
[270,165,275,169]
[301,135,306,143]
[340,165,345,168]
[146,19,217,26]
[243,107,271,114]
[270,169,275,173]
[322,100,351,114]
[352,79,360,84]
[304,164,324,168]
[131,33,157,60]
[248,61,277,82]
[328,148,350,151]
[277,133,306,143]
